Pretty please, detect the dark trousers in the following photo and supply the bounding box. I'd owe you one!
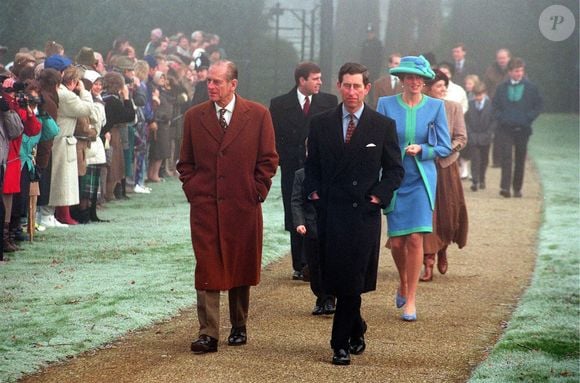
[491,132,502,167]
[290,230,306,272]
[470,144,490,185]
[281,164,306,272]
[303,236,332,303]
[37,158,52,207]
[497,127,530,192]
[330,294,364,350]
[15,166,31,220]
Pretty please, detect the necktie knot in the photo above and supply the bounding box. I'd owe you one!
[303,96,310,116]
[218,108,228,129]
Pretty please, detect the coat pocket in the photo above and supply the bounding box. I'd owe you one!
[65,136,77,163]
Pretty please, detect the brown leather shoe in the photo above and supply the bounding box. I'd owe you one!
[437,249,448,274]
[190,334,218,353]
[419,254,435,282]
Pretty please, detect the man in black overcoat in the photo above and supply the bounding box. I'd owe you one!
[304,62,404,365]
[269,62,337,280]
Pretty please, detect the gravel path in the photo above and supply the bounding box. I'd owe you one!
[21,164,541,383]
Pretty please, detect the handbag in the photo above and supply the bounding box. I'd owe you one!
[29,164,42,182]
[427,121,437,146]
[74,116,97,142]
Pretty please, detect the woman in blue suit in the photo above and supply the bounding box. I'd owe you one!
[377,56,452,321]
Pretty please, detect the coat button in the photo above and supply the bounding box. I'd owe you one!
[352,202,358,208]
[352,180,358,186]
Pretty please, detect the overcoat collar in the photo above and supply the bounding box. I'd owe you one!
[329,103,373,177]
[199,95,252,150]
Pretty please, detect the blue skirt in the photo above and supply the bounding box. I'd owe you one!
[386,156,433,236]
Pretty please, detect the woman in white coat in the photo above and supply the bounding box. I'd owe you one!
[50,66,97,225]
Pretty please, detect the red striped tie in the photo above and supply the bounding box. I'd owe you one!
[345,114,356,144]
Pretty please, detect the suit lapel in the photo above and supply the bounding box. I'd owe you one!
[281,88,306,126]
[199,102,225,144]
[221,95,250,150]
[332,105,372,177]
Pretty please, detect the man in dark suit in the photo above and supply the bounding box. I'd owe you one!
[451,42,479,88]
[269,62,337,281]
[304,62,404,365]
[492,57,542,198]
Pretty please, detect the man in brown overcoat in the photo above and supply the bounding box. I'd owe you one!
[177,60,278,354]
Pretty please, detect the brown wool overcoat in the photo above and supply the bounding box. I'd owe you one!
[177,96,279,291]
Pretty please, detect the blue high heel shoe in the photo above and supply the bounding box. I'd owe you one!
[395,290,406,309]
[401,312,417,322]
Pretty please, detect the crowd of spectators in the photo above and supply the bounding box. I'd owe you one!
[0,28,226,259]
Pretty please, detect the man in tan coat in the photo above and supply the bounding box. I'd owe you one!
[177,60,278,354]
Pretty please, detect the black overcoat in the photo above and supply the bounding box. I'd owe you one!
[269,88,337,230]
[304,104,404,296]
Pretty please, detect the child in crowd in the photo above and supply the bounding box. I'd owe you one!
[465,83,495,191]
[464,74,481,101]
[291,143,335,316]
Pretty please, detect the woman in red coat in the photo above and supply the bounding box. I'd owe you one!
[1,81,41,251]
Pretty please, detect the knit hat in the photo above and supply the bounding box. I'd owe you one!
[44,54,72,72]
[143,55,157,69]
[75,47,96,67]
[115,56,135,70]
[194,53,210,72]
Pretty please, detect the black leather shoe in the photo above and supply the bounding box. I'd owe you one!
[292,270,303,280]
[513,190,522,198]
[479,182,486,190]
[499,189,511,198]
[349,321,367,355]
[190,334,218,354]
[323,299,336,315]
[312,303,325,316]
[228,326,247,346]
[332,348,351,365]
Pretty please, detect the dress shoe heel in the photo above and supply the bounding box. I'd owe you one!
[323,298,336,315]
[349,321,367,355]
[312,301,325,316]
[227,326,247,346]
[190,334,218,353]
[401,312,417,322]
[332,348,351,365]
[395,289,407,308]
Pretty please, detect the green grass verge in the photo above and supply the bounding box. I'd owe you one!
[469,114,580,382]
[0,174,287,382]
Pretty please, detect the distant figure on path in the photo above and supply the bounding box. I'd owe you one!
[493,57,542,198]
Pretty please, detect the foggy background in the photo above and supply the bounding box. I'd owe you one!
[0,0,577,112]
